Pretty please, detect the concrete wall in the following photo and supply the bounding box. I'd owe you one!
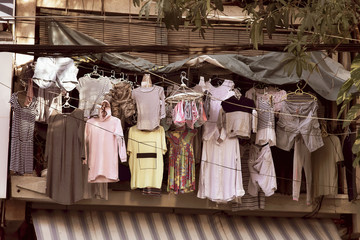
[0,49,13,198]
[15,0,36,66]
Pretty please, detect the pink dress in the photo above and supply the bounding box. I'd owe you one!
[85,100,127,183]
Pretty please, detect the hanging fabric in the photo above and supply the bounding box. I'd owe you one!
[77,65,113,118]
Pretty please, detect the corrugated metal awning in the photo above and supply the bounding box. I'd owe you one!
[32,210,341,240]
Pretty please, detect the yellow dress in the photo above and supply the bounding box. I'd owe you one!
[127,126,167,189]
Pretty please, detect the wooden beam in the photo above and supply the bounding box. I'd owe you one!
[11,176,360,215]
[0,43,359,57]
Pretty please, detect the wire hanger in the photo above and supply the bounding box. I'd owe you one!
[283,81,317,102]
[165,71,203,103]
[210,74,226,87]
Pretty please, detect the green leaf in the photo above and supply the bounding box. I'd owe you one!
[337,97,351,118]
[133,0,141,7]
[259,20,264,45]
[251,22,259,50]
[337,77,355,104]
[296,59,302,78]
[206,0,210,12]
[342,103,360,128]
[352,136,360,161]
[284,9,289,28]
[283,59,296,76]
[353,153,360,167]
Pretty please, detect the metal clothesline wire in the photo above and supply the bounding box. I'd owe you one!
[5,83,359,192]
[14,76,357,132]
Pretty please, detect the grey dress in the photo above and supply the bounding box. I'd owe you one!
[9,92,38,174]
[45,109,86,204]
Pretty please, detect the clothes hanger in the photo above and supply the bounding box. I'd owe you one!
[122,73,135,88]
[211,75,225,86]
[283,81,317,102]
[62,92,77,109]
[232,87,242,100]
[110,70,116,79]
[119,72,125,82]
[109,70,121,84]
[85,65,101,78]
[165,71,203,103]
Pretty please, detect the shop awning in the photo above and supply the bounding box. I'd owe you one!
[32,210,341,240]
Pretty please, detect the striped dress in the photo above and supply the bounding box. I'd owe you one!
[9,92,38,174]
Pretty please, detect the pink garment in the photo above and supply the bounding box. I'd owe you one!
[194,101,207,127]
[85,100,127,183]
[24,78,34,107]
[190,100,199,128]
[172,100,185,127]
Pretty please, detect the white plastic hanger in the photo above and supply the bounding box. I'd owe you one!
[62,92,76,109]
[165,71,203,103]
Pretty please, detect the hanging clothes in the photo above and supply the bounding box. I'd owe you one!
[77,75,113,118]
[219,95,257,139]
[32,57,79,120]
[85,100,127,183]
[166,128,197,194]
[35,87,62,123]
[172,100,185,127]
[45,109,87,204]
[232,144,266,211]
[104,81,136,126]
[248,144,277,197]
[197,79,245,203]
[193,100,207,128]
[9,92,38,174]
[198,136,243,203]
[202,79,234,141]
[132,86,166,131]
[312,135,344,198]
[271,146,293,195]
[127,126,167,189]
[276,100,324,205]
[160,102,174,131]
[245,87,286,146]
[32,57,79,92]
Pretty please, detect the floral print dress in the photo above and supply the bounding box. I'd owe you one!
[167,128,197,194]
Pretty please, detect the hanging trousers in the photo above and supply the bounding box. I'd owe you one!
[293,136,312,205]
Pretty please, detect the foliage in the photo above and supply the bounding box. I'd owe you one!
[133,0,224,38]
[133,0,359,75]
[133,0,360,164]
[337,54,360,166]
